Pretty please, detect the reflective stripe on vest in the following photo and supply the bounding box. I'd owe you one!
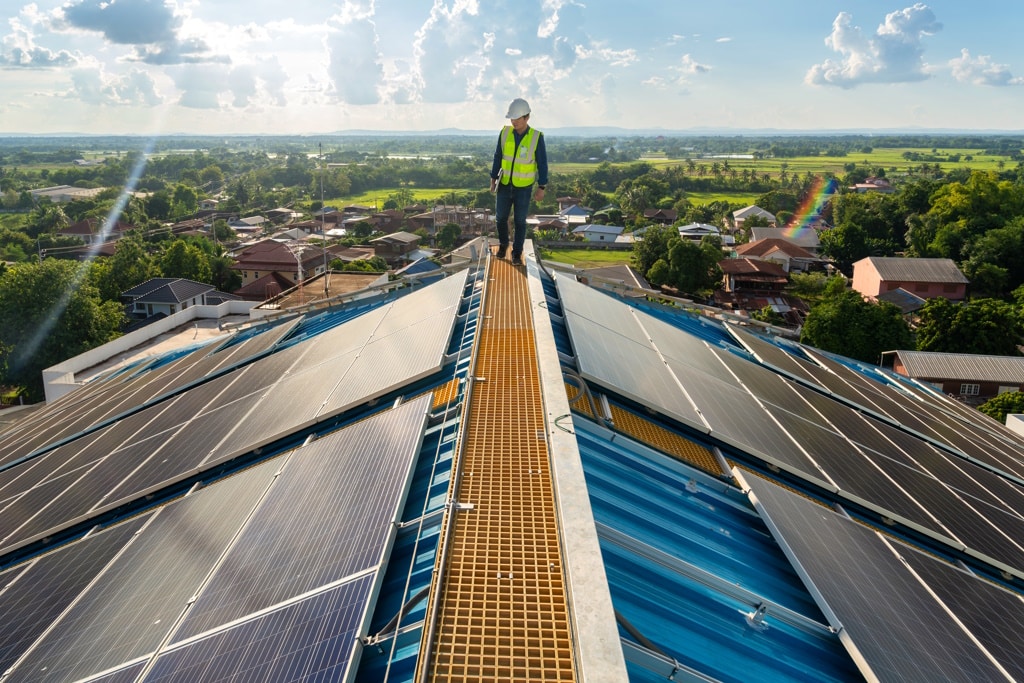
[499,126,540,187]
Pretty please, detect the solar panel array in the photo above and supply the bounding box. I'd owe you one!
[0,394,431,682]
[554,274,1024,666]
[745,472,1024,683]
[557,277,1024,572]
[0,272,467,560]
[0,272,475,681]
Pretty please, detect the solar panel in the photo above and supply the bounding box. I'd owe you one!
[566,314,706,429]
[0,516,147,675]
[141,576,374,683]
[744,472,1017,683]
[173,394,428,640]
[554,275,646,345]
[1,459,279,682]
[900,548,1024,681]
[642,314,740,384]
[726,325,828,390]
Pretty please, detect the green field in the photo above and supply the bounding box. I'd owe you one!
[551,147,1011,179]
[537,247,633,269]
[342,188,471,208]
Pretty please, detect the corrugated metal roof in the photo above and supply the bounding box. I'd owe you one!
[891,349,1024,382]
[860,256,969,283]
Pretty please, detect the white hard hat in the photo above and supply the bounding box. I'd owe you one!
[505,98,531,118]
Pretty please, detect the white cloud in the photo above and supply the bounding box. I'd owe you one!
[0,9,78,67]
[575,44,637,68]
[806,3,941,88]
[949,48,1023,86]
[172,59,288,109]
[52,0,227,66]
[408,0,597,107]
[325,15,383,105]
[678,53,710,75]
[715,37,731,43]
[67,64,163,106]
[56,0,181,44]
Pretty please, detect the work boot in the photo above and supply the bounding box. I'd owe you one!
[496,244,508,259]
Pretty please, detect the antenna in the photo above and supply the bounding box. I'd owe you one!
[320,142,328,297]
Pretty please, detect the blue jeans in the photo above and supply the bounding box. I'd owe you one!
[494,183,532,257]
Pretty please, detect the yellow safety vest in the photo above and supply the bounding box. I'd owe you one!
[499,126,541,187]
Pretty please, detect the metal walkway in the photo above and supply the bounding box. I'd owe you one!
[420,252,577,681]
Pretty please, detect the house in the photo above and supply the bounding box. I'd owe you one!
[749,226,822,255]
[274,228,311,241]
[121,278,236,318]
[230,238,328,287]
[678,222,734,247]
[558,203,591,226]
[719,257,789,294]
[571,224,624,242]
[232,271,300,302]
[734,237,824,273]
[880,349,1024,404]
[556,196,583,211]
[59,218,132,245]
[327,245,376,264]
[643,208,678,225]
[266,207,302,223]
[732,204,776,230]
[853,256,968,302]
[370,231,421,265]
[230,215,268,231]
[199,198,220,211]
[406,207,488,236]
[850,177,895,194]
[370,209,407,234]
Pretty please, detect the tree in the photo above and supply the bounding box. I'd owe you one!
[663,236,722,295]
[340,256,388,272]
[93,236,158,301]
[170,183,199,218]
[977,391,1024,423]
[437,223,462,251]
[800,289,913,364]
[632,224,677,277]
[0,260,124,401]
[160,240,212,283]
[818,221,869,275]
[915,298,1024,356]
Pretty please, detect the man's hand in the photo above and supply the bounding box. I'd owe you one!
[534,186,545,201]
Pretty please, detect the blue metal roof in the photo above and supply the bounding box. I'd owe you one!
[576,418,860,683]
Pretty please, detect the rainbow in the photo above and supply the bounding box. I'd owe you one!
[784,176,837,236]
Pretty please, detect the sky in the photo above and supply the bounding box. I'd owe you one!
[1,0,1023,135]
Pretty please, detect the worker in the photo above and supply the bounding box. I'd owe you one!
[490,97,548,265]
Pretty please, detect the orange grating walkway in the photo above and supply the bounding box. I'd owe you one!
[420,253,577,681]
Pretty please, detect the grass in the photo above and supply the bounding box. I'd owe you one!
[551,147,1015,180]
[341,188,470,208]
[537,246,633,269]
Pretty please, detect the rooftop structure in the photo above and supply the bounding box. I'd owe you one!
[0,239,1022,682]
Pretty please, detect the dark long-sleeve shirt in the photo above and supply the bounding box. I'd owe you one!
[490,126,548,187]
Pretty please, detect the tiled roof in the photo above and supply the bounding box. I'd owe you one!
[232,239,326,269]
[121,278,214,304]
[889,349,1024,383]
[736,237,816,259]
[720,257,788,277]
[858,256,969,284]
